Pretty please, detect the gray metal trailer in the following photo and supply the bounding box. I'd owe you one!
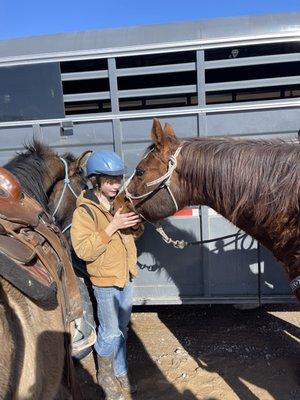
[0,12,299,305]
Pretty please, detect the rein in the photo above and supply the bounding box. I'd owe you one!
[51,157,79,233]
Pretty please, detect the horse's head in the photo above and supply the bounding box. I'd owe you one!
[48,150,91,233]
[114,118,184,222]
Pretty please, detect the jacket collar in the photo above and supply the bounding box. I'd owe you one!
[83,189,112,213]
[84,189,99,204]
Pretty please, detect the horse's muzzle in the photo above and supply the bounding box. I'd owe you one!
[112,192,134,214]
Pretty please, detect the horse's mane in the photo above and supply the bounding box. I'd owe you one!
[4,139,56,210]
[180,137,300,236]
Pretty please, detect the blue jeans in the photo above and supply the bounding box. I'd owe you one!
[93,281,133,377]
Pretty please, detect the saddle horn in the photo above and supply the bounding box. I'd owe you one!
[0,168,22,202]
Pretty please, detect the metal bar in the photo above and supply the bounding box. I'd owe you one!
[132,295,294,305]
[61,70,109,81]
[1,97,300,128]
[200,206,211,297]
[196,50,206,107]
[1,34,300,67]
[117,62,196,77]
[206,75,300,92]
[63,91,110,101]
[205,97,300,113]
[196,50,207,137]
[108,58,119,113]
[112,119,123,156]
[107,58,123,156]
[119,84,197,99]
[205,52,300,69]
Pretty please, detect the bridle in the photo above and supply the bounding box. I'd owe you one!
[123,145,183,218]
[51,157,80,233]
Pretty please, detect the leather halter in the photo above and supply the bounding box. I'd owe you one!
[123,145,183,219]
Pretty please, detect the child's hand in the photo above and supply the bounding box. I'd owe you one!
[106,207,141,235]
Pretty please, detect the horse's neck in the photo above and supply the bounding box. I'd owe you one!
[43,157,65,193]
[180,140,260,234]
[179,138,299,254]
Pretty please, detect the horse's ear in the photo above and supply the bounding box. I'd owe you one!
[163,122,175,137]
[76,150,92,168]
[151,118,165,148]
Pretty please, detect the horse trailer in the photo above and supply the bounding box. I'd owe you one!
[0,12,299,305]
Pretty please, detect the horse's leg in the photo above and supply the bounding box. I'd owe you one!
[0,280,24,399]
[53,332,83,400]
[0,279,69,399]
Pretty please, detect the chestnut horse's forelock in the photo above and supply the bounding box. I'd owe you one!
[180,137,300,250]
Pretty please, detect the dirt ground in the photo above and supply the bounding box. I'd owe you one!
[76,304,300,400]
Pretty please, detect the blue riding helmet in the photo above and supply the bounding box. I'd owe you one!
[86,150,126,176]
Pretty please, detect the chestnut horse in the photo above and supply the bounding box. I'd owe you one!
[115,119,300,301]
[0,141,88,399]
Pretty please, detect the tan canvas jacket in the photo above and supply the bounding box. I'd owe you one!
[70,190,143,287]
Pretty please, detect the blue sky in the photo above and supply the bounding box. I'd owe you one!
[1,0,299,40]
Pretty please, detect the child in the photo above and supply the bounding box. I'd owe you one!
[71,150,143,400]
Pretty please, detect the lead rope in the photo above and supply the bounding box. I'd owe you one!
[154,223,188,249]
[153,222,246,249]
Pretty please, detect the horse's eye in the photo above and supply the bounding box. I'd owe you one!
[135,168,144,177]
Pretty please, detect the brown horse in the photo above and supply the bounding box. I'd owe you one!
[0,141,88,399]
[115,118,300,301]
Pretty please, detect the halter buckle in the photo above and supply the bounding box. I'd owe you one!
[290,276,300,292]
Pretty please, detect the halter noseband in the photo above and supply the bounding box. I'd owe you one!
[52,157,79,233]
[123,145,183,219]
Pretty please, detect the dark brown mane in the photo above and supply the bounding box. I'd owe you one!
[180,137,300,248]
[4,139,56,209]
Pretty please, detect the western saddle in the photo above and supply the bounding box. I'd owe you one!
[0,167,82,323]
